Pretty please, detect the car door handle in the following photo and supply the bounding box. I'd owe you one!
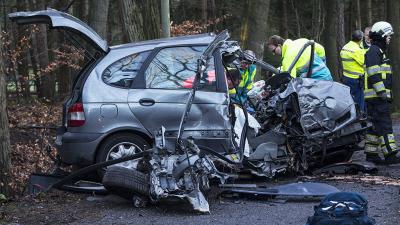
[139,98,155,106]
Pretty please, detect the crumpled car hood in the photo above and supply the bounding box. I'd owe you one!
[280,78,356,138]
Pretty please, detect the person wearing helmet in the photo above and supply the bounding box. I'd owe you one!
[229,49,257,105]
[364,21,400,164]
[340,30,366,113]
[266,35,332,80]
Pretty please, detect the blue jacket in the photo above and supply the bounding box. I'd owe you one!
[299,55,333,81]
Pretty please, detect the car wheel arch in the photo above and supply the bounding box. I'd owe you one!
[93,129,153,162]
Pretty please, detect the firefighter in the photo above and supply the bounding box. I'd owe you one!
[266,35,332,80]
[229,50,257,105]
[364,21,400,164]
[340,30,366,113]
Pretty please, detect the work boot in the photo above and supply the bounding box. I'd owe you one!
[384,152,400,165]
[365,153,385,164]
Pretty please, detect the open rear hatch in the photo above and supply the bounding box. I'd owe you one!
[9,8,109,131]
[9,8,109,53]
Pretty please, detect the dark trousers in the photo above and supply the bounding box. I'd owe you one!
[366,99,397,155]
[342,76,366,113]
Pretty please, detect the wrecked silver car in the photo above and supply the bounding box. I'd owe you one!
[99,31,366,212]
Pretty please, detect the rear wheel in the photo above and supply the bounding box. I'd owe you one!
[96,133,149,178]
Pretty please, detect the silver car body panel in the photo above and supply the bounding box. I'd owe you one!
[127,89,230,134]
[66,33,229,162]
[8,8,108,52]
[280,78,356,138]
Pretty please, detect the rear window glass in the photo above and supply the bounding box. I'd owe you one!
[144,46,216,91]
[102,51,150,88]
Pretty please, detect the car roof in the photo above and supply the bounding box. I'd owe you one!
[109,33,216,50]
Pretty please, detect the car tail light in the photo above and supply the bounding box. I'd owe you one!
[67,103,85,127]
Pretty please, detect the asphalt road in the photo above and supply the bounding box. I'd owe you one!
[2,125,400,225]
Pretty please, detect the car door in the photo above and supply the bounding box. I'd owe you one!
[127,45,231,151]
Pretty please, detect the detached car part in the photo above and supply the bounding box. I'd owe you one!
[220,182,340,198]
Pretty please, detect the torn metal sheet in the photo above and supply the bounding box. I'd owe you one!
[312,161,378,175]
[185,189,210,213]
[220,182,339,197]
[27,173,107,195]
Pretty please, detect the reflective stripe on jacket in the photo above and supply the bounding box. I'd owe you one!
[364,45,393,100]
[340,41,365,79]
[281,38,332,80]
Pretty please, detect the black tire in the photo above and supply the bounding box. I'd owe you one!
[102,166,150,199]
[96,133,149,178]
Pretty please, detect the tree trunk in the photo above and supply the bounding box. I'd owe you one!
[141,0,161,39]
[0,32,12,197]
[201,0,207,23]
[16,0,30,98]
[160,0,170,38]
[290,0,301,37]
[280,0,289,39]
[28,33,40,95]
[9,18,20,102]
[239,0,270,59]
[30,0,52,100]
[209,0,216,31]
[387,0,400,110]
[360,0,372,29]
[88,0,110,39]
[119,0,161,41]
[366,0,372,26]
[336,0,345,79]
[73,0,89,23]
[312,0,322,41]
[323,0,339,81]
[355,0,361,29]
[119,0,145,41]
[377,0,387,20]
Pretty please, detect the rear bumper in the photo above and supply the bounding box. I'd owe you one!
[55,131,103,166]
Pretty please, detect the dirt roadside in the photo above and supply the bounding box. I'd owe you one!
[1,152,399,225]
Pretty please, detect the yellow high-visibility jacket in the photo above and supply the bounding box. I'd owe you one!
[340,41,365,79]
[281,39,327,78]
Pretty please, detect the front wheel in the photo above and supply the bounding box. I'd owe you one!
[95,133,149,178]
[102,166,150,199]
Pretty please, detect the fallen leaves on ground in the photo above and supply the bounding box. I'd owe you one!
[7,102,62,195]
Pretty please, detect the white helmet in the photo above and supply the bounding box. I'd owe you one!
[371,21,394,37]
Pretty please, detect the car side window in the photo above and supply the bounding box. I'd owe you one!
[102,51,150,88]
[145,46,216,91]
